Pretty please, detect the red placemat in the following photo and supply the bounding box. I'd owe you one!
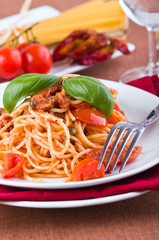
[0,164,158,201]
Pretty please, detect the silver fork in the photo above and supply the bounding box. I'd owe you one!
[98,104,159,172]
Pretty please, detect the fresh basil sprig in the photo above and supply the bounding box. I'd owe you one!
[3,74,114,117]
[62,75,114,118]
[3,73,61,113]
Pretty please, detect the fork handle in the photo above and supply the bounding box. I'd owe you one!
[141,104,159,127]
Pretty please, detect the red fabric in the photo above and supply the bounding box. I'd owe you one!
[151,74,159,96]
[0,74,159,201]
[127,74,159,96]
[0,165,158,201]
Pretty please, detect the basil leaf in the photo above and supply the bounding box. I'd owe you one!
[3,73,61,113]
[62,75,114,118]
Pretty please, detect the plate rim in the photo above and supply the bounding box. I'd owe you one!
[0,191,149,208]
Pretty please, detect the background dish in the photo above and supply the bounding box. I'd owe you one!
[0,80,159,189]
[0,191,149,208]
[0,5,135,77]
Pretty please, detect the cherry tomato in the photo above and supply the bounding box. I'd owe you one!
[2,153,24,178]
[18,42,33,54]
[71,107,107,127]
[72,158,105,181]
[22,43,53,74]
[0,47,22,79]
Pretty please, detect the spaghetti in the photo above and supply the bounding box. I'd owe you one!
[0,74,128,182]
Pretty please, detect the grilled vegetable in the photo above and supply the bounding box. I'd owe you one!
[78,45,114,65]
[53,30,130,66]
[111,37,130,54]
[53,30,94,62]
[70,33,108,62]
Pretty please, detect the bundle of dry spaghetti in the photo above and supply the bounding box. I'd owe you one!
[33,0,128,45]
[0,0,128,47]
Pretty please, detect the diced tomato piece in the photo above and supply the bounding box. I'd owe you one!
[114,102,125,115]
[86,148,114,172]
[87,145,142,172]
[71,107,107,127]
[108,102,126,124]
[107,112,120,124]
[70,101,92,109]
[118,146,142,164]
[114,102,120,111]
[1,153,24,178]
[72,158,105,181]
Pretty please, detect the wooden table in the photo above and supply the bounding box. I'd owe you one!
[0,1,158,239]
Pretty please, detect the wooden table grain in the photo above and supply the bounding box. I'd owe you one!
[0,1,159,240]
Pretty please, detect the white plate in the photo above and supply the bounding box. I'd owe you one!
[0,191,149,208]
[0,80,159,189]
[0,6,60,31]
[0,5,135,76]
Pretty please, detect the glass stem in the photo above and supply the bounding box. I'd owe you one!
[157,35,159,67]
[147,28,159,75]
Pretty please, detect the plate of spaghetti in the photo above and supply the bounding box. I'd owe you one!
[0,74,158,189]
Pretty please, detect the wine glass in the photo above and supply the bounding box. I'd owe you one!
[119,0,159,83]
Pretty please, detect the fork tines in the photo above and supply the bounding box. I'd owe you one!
[98,121,144,173]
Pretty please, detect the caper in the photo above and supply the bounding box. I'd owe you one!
[48,96,54,100]
[20,110,24,116]
[69,127,77,136]
[29,101,37,108]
